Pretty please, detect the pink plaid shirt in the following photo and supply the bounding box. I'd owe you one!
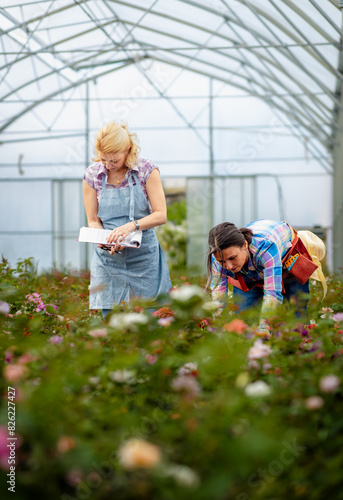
[83,157,159,203]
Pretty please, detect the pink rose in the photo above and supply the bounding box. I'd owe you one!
[319,374,340,393]
[88,329,107,338]
[145,354,158,365]
[0,300,10,315]
[305,396,324,410]
[4,364,28,382]
[47,335,63,344]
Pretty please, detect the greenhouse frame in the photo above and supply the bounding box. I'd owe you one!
[0,0,342,272]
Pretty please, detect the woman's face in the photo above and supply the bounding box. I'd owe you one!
[99,150,128,171]
[213,241,249,273]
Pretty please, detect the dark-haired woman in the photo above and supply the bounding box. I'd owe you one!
[207,219,312,335]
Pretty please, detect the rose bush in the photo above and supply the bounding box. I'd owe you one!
[0,257,343,499]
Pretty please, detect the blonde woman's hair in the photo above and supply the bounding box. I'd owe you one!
[92,121,140,169]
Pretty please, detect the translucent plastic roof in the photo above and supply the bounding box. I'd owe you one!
[0,0,341,177]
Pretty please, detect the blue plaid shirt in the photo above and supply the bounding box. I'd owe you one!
[211,220,292,316]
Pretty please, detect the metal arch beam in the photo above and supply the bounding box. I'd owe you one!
[219,0,333,137]
[0,4,74,89]
[0,46,334,144]
[0,17,122,71]
[268,0,340,39]
[0,30,329,139]
[0,2,82,89]
[0,15,329,124]
[230,0,341,107]
[71,46,333,144]
[107,1,328,162]
[94,0,211,148]
[243,0,340,43]
[180,0,341,75]
[0,0,338,118]
[104,0,341,111]
[0,42,330,157]
[1,0,340,103]
[0,30,77,89]
[192,1,341,119]
[0,0,339,150]
[0,19,122,73]
[0,41,331,145]
[0,60,135,133]
[219,0,333,162]
[0,49,332,172]
[303,0,341,35]
[149,54,333,169]
[270,0,343,81]
[0,0,91,36]
[0,0,340,46]
[3,0,339,104]
[0,63,332,152]
[0,55,133,101]
[0,12,332,138]
[144,46,332,140]
[59,15,337,125]
[222,0,338,121]
[235,0,340,119]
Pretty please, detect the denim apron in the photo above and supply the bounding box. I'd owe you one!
[89,171,171,309]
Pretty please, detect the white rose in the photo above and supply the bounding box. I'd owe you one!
[109,313,149,330]
[202,300,221,314]
[245,380,272,397]
[170,285,204,303]
[164,464,200,487]
[178,362,198,376]
[108,369,136,384]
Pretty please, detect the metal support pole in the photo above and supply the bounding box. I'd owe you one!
[82,81,90,270]
[209,78,214,232]
[51,181,55,266]
[332,16,343,272]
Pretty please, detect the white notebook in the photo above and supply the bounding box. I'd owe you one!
[78,227,142,248]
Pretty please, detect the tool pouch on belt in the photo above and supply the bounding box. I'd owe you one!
[282,229,318,284]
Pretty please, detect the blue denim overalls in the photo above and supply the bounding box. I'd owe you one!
[89,171,172,309]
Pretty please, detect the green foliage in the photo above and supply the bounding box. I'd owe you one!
[157,200,187,276]
[0,258,343,500]
[166,200,186,226]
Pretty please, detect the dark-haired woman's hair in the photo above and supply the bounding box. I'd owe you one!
[206,222,253,290]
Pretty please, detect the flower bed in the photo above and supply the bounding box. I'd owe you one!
[1,257,343,500]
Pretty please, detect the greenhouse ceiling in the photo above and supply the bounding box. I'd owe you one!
[0,0,342,172]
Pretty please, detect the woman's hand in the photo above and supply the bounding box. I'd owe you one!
[105,221,136,254]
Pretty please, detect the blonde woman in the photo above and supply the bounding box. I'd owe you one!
[83,121,171,317]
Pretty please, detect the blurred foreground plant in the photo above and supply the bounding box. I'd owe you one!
[0,258,343,500]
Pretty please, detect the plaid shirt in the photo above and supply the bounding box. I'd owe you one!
[211,220,292,316]
[83,157,159,203]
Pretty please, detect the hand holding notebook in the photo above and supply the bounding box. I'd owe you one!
[78,227,142,248]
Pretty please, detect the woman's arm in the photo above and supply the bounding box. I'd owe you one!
[106,169,167,244]
[83,180,103,229]
[210,256,229,300]
[139,168,167,229]
[256,245,283,335]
